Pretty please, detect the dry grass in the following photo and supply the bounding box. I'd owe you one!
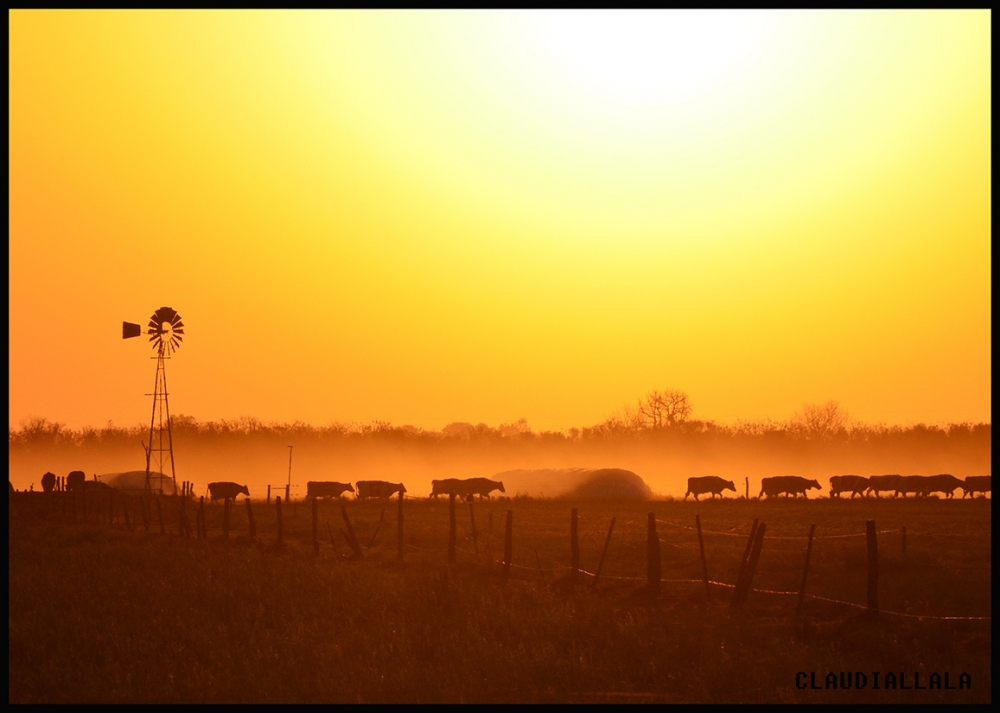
[8,494,991,703]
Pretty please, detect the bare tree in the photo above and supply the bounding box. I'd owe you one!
[638,389,692,429]
[789,400,850,440]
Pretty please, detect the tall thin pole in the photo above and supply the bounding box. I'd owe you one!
[287,446,293,491]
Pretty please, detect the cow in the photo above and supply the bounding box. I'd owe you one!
[306,481,355,499]
[430,478,466,499]
[83,480,111,494]
[920,474,964,499]
[866,474,903,498]
[460,477,505,502]
[66,470,87,492]
[41,471,56,494]
[829,475,870,499]
[895,475,929,498]
[208,481,250,503]
[355,480,406,500]
[684,476,736,501]
[961,475,991,499]
[759,476,821,499]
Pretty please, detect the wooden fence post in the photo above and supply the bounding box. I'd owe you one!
[592,517,616,588]
[866,520,879,615]
[198,496,205,539]
[732,523,766,609]
[502,510,513,580]
[312,496,319,557]
[223,498,231,539]
[267,484,271,505]
[156,495,165,535]
[901,526,906,560]
[246,497,257,542]
[745,477,749,500]
[448,493,457,563]
[340,503,363,558]
[397,490,404,561]
[647,512,661,595]
[734,517,759,596]
[796,524,816,615]
[696,514,710,602]
[285,483,290,504]
[570,508,580,583]
[328,522,337,550]
[276,496,284,547]
[469,501,479,556]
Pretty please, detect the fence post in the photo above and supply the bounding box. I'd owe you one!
[734,517,759,597]
[267,484,271,505]
[198,496,205,539]
[448,493,457,563]
[570,508,580,583]
[469,501,478,556]
[745,477,749,500]
[276,496,284,547]
[696,514,710,602]
[647,512,661,595]
[397,490,404,561]
[312,496,319,557]
[328,522,337,550]
[223,498,231,539]
[592,517,616,588]
[901,526,906,560]
[285,483,290,504]
[796,524,816,615]
[340,503,363,558]
[502,510,513,580]
[732,523,766,609]
[866,520,879,616]
[156,495,165,535]
[246,497,257,542]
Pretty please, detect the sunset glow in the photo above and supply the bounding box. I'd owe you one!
[9,10,991,432]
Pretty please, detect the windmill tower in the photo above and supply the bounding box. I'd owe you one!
[123,306,184,495]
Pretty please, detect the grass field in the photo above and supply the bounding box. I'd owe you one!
[8,493,991,703]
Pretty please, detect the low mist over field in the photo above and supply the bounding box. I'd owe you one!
[9,413,991,499]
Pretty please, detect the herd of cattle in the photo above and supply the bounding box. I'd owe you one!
[683,474,992,500]
[22,472,991,502]
[205,477,506,503]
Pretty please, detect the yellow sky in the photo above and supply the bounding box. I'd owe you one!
[9,10,991,432]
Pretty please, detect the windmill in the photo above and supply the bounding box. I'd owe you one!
[123,306,184,495]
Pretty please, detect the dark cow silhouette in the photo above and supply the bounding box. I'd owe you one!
[830,475,870,499]
[759,476,821,499]
[895,475,929,498]
[83,480,112,494]
[961,475,991,498]
[866,474,903,498]
[306,481,355,499]
[208,482,250,503]
[921,474,963,499]
[684,476,736,501]
[66,470,87,492]
[41,471,56,493]
[460,477,505,501]
[355,480,406,500]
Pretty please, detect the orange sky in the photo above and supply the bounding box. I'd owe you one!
[9,10,991,433]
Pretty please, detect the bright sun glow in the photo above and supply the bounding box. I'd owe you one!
[515,10,780,109]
